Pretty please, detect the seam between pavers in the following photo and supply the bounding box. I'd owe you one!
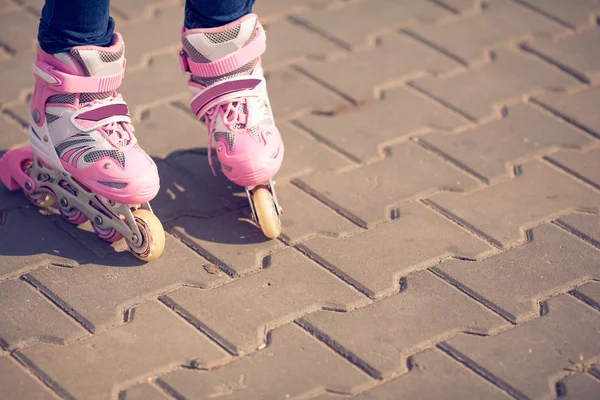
[553,218,600,249]
[518,42,591,85]
[546,154,600,191]
[400,28,469,66]
[531,96,600,139]
[569,285,600,314]
[541,155,600,196]
[12,350,77,400]
[512,0,577,30]
[426,0,463,14]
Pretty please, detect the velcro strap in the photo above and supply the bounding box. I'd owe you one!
[180,25,266,78]
[190,77,263,118]
[34,60,125,93]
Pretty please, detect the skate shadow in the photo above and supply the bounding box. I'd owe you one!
[153,148,272,246]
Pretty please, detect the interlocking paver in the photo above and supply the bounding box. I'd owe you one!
[112,0,177,20]
[296,87,466,162]
[0,10,37,53]
[19,301,229,400]
[167,210,286,276]
[0,0,19,13]
[558,213,600,248]
[262,19,342,67]
[299,32,462,101]
[413,48,580,120]
[265,68,347,119]
[121,383,170,400]
[547,147,600,189]
[559,373,600,400]
[0,279,86,350]
[27,234,227,332]
[299,202,491,298]
[573,281,600,311]
[527,27,600,82]
[297,0,448,49]
[0,356,58,400]
[163,248,367,354]
[410,0,565,63]
[0,208,96,280]
[299,141,478,227]
[300,271,508,378]
[444,294,600,400]
[254,0,330,19]
[436,223,600,323]
[420,103,592,183]
[0,51,35,103]
[0,113,26,150]
[518,0,600,28]
[428,160,600,246]
[313,349,510,400]
[158,324,372,399]
[437,0,479,12]
[534,86,600,135]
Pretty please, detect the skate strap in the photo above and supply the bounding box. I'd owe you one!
[71,101,131,132]
[190,77,265,118]
[34,60,125,93]
[180,25,266,78]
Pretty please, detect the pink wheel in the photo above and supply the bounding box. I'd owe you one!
[60,207,88,225]
[93,225,123,243]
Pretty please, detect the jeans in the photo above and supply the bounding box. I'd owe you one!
[38,0,256,54]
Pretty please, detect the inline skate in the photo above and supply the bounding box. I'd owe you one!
[179,14,284,239]
[0,33,165,261]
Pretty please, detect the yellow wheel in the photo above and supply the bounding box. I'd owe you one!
[252,187,281,239]
[127,209,165,262]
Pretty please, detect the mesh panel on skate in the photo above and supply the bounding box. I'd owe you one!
[205,25,241,44]
[84,149,125,167]
[98,45,124,63]
[214,131,235,150]
[45,113,59,124]
[55,137,95,155]
[80,92,113,103]
[183,38,212,63]
[48,94,76,104]
[69,50,91,76]
[97,181,128,189]
[191,60,257,86]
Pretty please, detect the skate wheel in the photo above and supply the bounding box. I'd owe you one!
[253,187,281,239]
[127,209,165,262]
[93,225,124,243]
[26,191,55,208]
[60,207,89,225]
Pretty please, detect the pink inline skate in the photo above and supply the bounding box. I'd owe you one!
[179,14,284,239]
[0,33,165,261]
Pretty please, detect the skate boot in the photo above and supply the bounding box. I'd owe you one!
[0,33,165,261]
[179,14,284,239]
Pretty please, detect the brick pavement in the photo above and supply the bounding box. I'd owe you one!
[1,0,600,399]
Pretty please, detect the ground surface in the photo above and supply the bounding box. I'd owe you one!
[1,0,600,399]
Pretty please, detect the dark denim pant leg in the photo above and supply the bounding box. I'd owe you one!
[185,0,256,29]
[38,0,113,54]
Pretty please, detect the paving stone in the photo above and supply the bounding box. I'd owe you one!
[265,68,347,120]
[299,202,491,298]
[410,0,564,63]
[134,105,200,158]
[414,48,580,120]
[0,113,26,150]
[300,271,508,378]
[167,210,287,276]
[112,0,177,20]
[420,103,592,183]
[535,86,600,136]
[573,281,600,311]
[254,0,331,19]
[297,0,448,49]
[296,87,466,162]
[428,160,600,246]
[314,348,510,400]
[0,356,58,400]
[0,279,87,349]
[547,147,600,189]
[159,324,371,399]
[0,10,37,53]
[19,301,229,400]
[559,372,600,400]
[277,184,360,244]
[299,141,478,227]
[0,51,35,103]
[0,208,96,280]
[163,248,366,354]
[120,5,183,68]
[445,295,600,400]
[28,234,227,332]
[519,0,600,28]
[0,0,19,13]
[277,124,350,181]
[120,54,188,117]
[437,223,600,323]
[121,383,170,400]
[437,0,480,12]
[527,28,600,82]
[299,33,462,101]
[262,19,342,67]
[558,213,600,247]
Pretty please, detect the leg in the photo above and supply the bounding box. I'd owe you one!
[184,0,256,29]
[38,0,114,54]
[180,1,284,239]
